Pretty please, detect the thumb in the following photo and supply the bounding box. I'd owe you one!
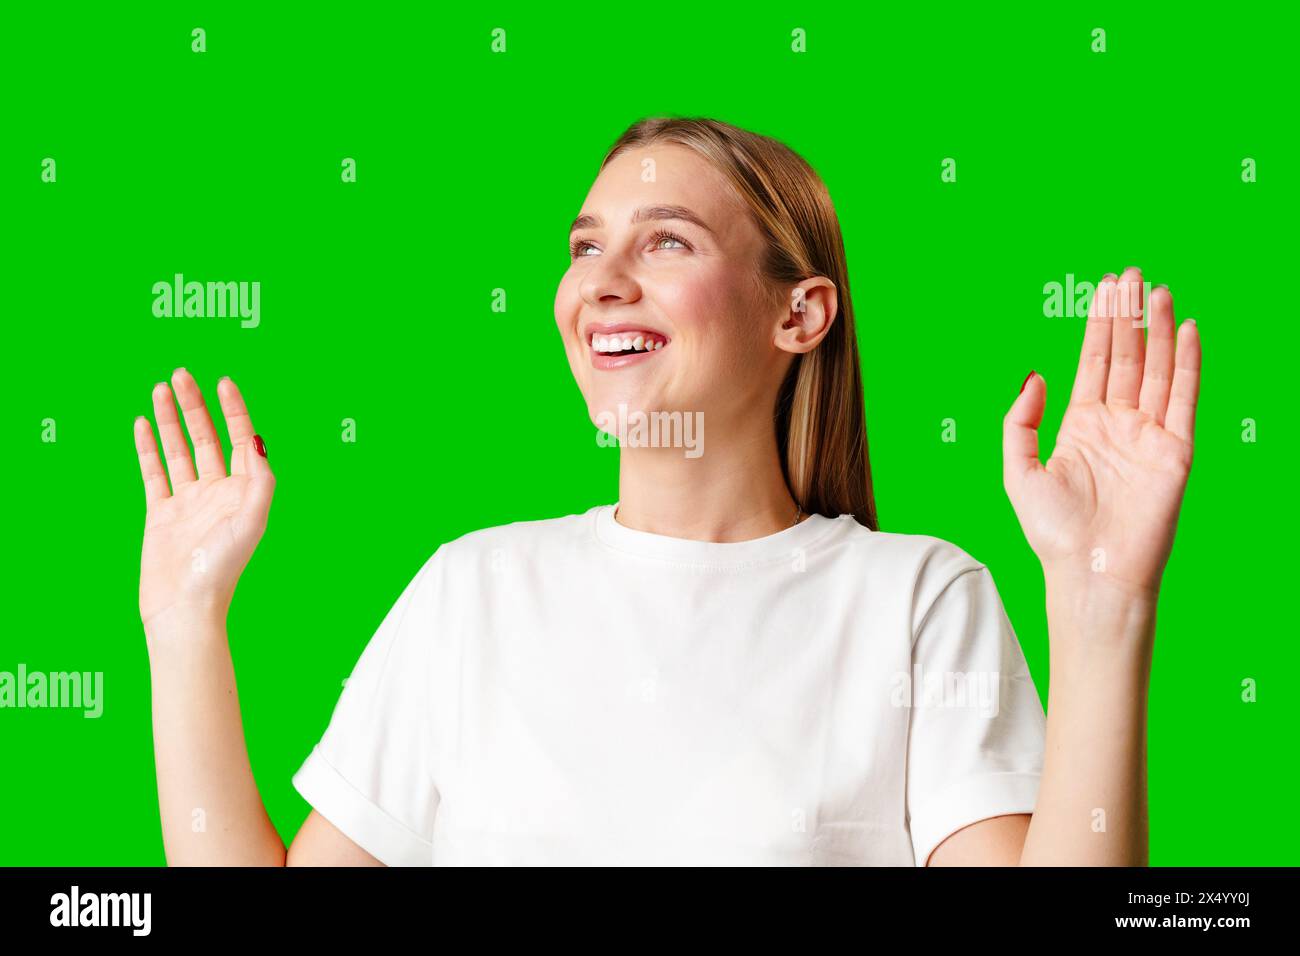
[241,433,276,528]
[1003,371,1046,495]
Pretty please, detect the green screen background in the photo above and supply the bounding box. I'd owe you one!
[1,4,1292,865]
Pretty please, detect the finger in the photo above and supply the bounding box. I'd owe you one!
[151,380,197,487]
[1004,371,1046,492]
[240,431,276,537]
[1166,319,1201,444]
[171,367,227,480]
[133,415,171,505]
[217,376,257,477]
[1106,266,1146,408]
[1138,285,1177,425]
[1069,273,1117,406]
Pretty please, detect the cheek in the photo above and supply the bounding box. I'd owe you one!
[659,272,762,370]
[553,272,580,334]
[655,272,719,336]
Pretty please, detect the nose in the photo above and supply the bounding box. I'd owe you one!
[578,252,642,308]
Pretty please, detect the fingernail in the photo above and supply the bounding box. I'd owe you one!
[1020,370,1036,394]
[1103,273,1117,281]
[1154,283,1169,291]
[253,434,267,458]
[218,375,230,383]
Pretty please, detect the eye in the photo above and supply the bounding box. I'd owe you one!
[648,229,691,251]
[568,228,694,261]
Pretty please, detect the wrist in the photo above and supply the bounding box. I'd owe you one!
[1043,568,1158,655]
[1040,553,1162,606]
[142,599,229,652]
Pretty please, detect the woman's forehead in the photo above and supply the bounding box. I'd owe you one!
[583,148,752,242]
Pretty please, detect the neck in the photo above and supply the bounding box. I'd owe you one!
[614,419,801,542]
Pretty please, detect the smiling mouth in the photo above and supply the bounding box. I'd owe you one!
[585,330,671,369]
[589,331,668,355]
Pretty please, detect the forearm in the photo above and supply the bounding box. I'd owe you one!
[1019,575,1156,866]
[145,605,286,866]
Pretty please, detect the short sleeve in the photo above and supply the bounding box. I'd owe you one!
[904,564,1046,866]
[291,549,445,866]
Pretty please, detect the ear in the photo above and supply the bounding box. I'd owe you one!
[772,277,838,355]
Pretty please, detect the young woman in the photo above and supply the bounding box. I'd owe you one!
[135,117,1201,866]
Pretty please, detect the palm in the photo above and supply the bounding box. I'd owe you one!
[1004,269,1201,596]
[140,474,260,623]
[134,370,275,631]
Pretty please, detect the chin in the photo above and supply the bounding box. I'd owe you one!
[587,392,646,422]
[585,386,665,426]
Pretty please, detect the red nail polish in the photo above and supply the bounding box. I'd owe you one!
[253,434,267,458]
[1019,370,1036,394]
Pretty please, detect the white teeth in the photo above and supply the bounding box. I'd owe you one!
[589,332,667,353]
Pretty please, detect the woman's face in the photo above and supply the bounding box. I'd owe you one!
[555,144,787,437]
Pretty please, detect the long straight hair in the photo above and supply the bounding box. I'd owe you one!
[600,117,878,530]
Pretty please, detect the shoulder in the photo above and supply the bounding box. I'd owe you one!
[835,519,987,582]
[385,508,599,617]
[427,506,600,570]
[829,520,993,631]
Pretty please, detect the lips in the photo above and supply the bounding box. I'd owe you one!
[582,323,671,371]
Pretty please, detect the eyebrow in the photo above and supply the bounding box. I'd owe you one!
[569,204,715,237]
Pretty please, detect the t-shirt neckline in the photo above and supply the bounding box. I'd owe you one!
[592,501,842,567]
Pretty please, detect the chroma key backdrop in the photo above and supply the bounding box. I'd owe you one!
[1,5,1294,865]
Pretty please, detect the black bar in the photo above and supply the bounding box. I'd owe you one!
[0,866,1288,940]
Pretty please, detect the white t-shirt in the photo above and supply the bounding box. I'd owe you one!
[292,503,1046,866]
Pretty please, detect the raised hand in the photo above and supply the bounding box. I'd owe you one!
[135,369,276,634]
[1003,267,1202,599]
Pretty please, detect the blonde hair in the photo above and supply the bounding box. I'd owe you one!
[601,117,878,530]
